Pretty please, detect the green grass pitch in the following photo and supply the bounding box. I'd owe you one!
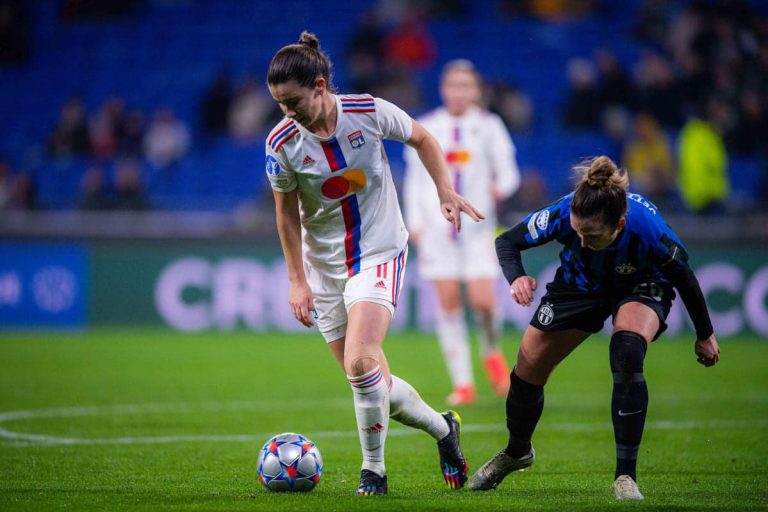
[0,329,766,511]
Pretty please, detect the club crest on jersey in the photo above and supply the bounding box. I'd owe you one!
[347,130,365,149]
[537,302,554,326]
[615,262,637,275]
[265,155,281,176]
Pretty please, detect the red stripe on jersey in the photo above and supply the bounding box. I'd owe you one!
[268,120,294,146]
[321,141,338,170]
[339,96,373,102]
[394,249,406,306]
[343,108,376,113]
[390,256,397,304]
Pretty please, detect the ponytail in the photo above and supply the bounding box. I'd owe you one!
[571,156,628,226]
[267,31,335,92]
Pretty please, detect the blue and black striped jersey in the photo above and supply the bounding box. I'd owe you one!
[499,192,689,293]
[496,191,714,339]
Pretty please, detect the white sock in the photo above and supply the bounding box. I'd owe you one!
[348,366,389,476]
[389,375,450,440]
[475,309,502,356]
[435,309,473,387]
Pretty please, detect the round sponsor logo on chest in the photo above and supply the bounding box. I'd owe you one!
[537,302,554,326]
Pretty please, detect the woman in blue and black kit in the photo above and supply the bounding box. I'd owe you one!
[469,155,720,500]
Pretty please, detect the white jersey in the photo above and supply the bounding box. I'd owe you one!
[404,105,520,240]
[403,105,520,280]
[265,94,412,278]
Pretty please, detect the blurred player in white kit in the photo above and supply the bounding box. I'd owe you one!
[405,60,521,406]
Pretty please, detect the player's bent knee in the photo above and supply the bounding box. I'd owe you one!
[346,354,380,377]
[514,353,551,386]
[610,330,648,381]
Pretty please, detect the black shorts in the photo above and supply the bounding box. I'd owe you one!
[529,277,675,341]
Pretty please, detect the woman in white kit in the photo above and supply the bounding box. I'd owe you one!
[264,32,484,495]
[404,60,521,406]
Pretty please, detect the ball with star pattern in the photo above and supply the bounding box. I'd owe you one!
[257,433,323,492]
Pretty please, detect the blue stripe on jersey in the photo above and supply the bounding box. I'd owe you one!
[341,194,362,276]
[269,123,297,150]
[341,101,375,107]
[393,248,403,306]
[320,137,347,172]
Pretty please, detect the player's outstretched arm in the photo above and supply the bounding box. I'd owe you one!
[664,262,720,367]
[406,121,484,232]
[273,189,316,328]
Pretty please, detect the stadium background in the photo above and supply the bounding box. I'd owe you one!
[1,2,767,510]
[0,0,765,335]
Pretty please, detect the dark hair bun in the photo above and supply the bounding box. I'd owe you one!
[298,31,320,50]
[570,155,629,226]
[583,155,627,191]
[586,157,615,189]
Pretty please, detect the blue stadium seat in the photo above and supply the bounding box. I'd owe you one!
[1,0,761,210]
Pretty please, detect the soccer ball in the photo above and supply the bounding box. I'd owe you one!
[257,433,323,492]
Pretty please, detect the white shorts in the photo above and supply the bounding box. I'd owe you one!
[416,230,499,281]
[306,246,408,342]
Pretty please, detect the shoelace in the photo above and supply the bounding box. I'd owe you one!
[616,478,639,495]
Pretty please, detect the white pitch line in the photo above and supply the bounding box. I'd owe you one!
[1,402,766,448]
[0,398,350,422]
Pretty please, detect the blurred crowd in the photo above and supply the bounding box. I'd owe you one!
[1,0,766,216]
[43,96,194,211]
[562,0,768,213]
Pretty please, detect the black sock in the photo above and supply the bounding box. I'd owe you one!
[504,368,544,458]
[610,331,649,481]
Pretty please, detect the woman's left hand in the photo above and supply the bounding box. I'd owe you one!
[694,334,720,367]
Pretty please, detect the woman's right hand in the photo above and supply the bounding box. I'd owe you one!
[289,281,316,328]
[510,275,537,306]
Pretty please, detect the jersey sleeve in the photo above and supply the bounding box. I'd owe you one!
[495,196,570,284]
[644,210,715,339]
[519,196,571,247]
[644,208,690,274]
[264,142,296,193]
[486,114,520,199]
[374,97,413,142]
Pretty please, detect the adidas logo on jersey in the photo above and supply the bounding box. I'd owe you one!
[302,155,316,166]
[374,280,387,290]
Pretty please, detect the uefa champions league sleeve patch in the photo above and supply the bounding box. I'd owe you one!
[265,155,281,176]
[536,210,550,231]
[527,209,550,240]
